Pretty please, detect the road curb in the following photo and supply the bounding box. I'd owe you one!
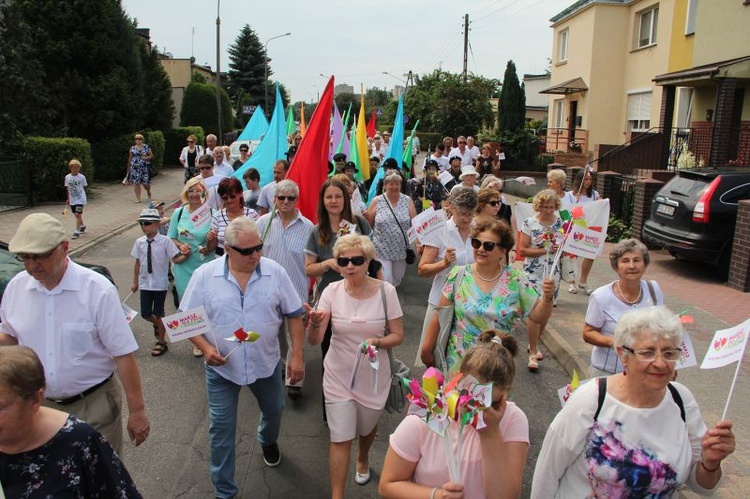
[542,323,589,378]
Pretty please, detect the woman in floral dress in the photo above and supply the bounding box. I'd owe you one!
[421,217,554,373]
[126,133,154,203]
[519,189,564,370]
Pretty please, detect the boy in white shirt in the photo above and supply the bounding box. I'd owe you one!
[131,209,186,357]
[64,159,88,239]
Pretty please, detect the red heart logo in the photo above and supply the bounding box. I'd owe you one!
[714,339,722,349]
[721,337,728,348]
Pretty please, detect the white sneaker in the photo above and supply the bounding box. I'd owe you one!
[193,346,203,358]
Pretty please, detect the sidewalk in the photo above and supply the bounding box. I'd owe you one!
[0,166,186,256]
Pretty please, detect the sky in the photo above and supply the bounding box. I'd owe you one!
[121,0,573,103]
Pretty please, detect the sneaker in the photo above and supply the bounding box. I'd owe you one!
[262,443,281,467]
[568,283,578,294]
[578,283,593,295]
[528,354,539,371]
[193,346,203,358]
[287,386,302,400]
[78,225,87,233]
[71,231,81,240]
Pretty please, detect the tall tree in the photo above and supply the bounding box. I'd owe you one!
[227,25,267,109]
[140,42,175,131]
[498,60,526,132]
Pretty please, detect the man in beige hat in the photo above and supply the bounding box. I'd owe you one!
[0,213,150,454]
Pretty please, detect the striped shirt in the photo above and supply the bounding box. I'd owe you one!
[257,210,314,302]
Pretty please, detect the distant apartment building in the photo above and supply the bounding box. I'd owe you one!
[334,83,354,96]
[523,73,552,122]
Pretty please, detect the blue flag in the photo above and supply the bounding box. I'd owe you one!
[237,106,269,141]
[368,95,404,203]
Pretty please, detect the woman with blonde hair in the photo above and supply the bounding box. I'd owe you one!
[307,234,404,497]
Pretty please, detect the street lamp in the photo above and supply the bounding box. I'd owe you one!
[264,32,291,118]
[215,0,222,143]
[382,71,406,84]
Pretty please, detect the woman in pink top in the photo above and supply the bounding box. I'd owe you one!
[380,331,529,499]
[307,233,404,499]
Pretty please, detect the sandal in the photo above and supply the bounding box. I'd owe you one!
[568,283,578,294]
[527,347,543,361]
[151,342,168,356]
[578,283,593,295]
[528,354,539,371]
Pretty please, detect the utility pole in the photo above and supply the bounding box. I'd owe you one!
[215,0,222,144]
[462,14,469,84]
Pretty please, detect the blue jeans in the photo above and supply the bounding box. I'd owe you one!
[205,363,285,499]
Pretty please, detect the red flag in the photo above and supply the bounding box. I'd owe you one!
[366,109,377,139]
[286,77,334,224]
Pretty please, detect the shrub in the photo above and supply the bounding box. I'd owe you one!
[163,127,205,166]
[606,215,632,243]
[24,137,92,202]
[143,130,165,173]
[90,134,134,182]
[180,82,233,138]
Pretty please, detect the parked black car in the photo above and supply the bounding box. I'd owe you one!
[0,241,116,306]
[642,167,750,279]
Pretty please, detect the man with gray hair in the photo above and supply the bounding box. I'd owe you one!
[204,134,217,156]
[256,179,313,400]
[181,216,306,498]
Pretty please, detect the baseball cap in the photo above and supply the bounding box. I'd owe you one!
[138,208,162,222]
[425,159,439,169]
[9,213,67,254]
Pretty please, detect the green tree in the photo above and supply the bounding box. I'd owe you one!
[180,82,233,138]
[140,42,175,131]
[498,60,526,132]
[365,87,391,112]
[227,25,267,109]
[401,70,496,137]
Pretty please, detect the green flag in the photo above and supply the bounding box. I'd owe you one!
[286,107,295,136]
[402,120,420,179]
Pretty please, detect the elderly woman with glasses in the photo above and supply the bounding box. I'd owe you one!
[366,171,417,287]
[480,175,513,225]
[422,217,553,373]
[532,306,736,498]
[207,177,259,257]
[307,234,404,498]
[0,346,142,497]
[126,133,154,203]
[179,134,203,182]
[583,238,664,377]
[382,331,529,499]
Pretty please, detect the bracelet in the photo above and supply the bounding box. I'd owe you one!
[700,459,721,473]
[320,262,326,273]
[430,487,440,499]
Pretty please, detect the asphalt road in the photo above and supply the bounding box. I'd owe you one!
[85,224,568,498]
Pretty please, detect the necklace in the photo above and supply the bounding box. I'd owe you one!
[474,264,503,282]
[616,280,642,305]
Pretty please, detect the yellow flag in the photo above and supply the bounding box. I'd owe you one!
[356,87,370,180]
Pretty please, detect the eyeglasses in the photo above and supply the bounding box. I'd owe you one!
[139,221,156,227]
[135,137,143,141]
[187,188,203,194]
[228,243,263,256]
[187,140,195,144]
[221,194,239,202]
[198,166,213,171]
[488,200,500,207]
[471,238,500,252]
[276,195,297,202]
[621,346,681,363]
[15,244,60,263]
[336,256,366,267]
[459,141,467,144]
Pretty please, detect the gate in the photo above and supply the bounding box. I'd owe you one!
[0,156,32,212]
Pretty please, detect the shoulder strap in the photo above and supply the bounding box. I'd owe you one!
[646,280,658,304]
[380,282,389,337]
[177,206,185,223]
[384,195,410,249]
[667,383,686,422]
[594,376,607,422]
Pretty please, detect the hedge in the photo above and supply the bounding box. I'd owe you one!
[163,126,205,166]
[90,130,165,182]
[24,137,92,203]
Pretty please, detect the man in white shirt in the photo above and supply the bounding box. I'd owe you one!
[0,213,150,455]
[213,147,234,177]
[449,136,474,166]
[466,136,480,163]
[182,217,306,498]
[428,144,450,172]
[257,159,290,216]
[205,134,217,156]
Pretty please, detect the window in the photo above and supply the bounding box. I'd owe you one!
[553,100,565,128]
[627,91,652,131]
[685,0,698,35]
[558,29,569,62]
[638,6,659,48]
[676,87,694,128]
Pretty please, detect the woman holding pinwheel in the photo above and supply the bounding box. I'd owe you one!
[381,330,529,499]
[519,189,564,371]
[307,233,403,498]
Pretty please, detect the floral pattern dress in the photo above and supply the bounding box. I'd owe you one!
[442,264,538,372]
[128,144,152,184]
[0,415,142,498]
[521,216,564,301]
[372,193,411,261]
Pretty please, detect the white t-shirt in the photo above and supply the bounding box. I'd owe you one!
[64,173,88,205]
[467,145,480,162]
[430,154,450,172]
[258,181,277,210]
[424,218,474,306]
[585,280,664,373]
[531,379,715,498]
[130,234,180,291]
[214,162,234,177]
[448,147,474,166]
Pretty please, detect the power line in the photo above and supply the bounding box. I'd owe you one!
[472,0,547,30]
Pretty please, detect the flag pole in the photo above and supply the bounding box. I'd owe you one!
[721,348,745,420]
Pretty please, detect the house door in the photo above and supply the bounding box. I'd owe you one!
[568,100,578,148]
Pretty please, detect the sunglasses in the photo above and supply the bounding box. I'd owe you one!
[276,195,297,202]
[187,140,195,144]
[221,194,239,201]
[15,244,60,263]
[198,166,212,170]
[228,243,263,256]
[488,200,500,207]
[459,141,467,144]
[471,238,501,252]
[140,221,157,227]
[336,256,366,267]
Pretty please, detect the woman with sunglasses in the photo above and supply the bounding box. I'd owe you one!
[421,217,553,374]
[126,133,154,203]
[480,176,512,226]
[415,188,477,366]
[476,187,502,218]
[519,189,564,371]
[307,234,404,498]
[382,330,529,499]
[179,134,203,183]
[206,177,259,257]
[532,306,735,498]
[169,177,215,356]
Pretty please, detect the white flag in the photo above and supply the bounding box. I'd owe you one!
[700,319,750,369]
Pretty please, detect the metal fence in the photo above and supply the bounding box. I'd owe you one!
[610,174,638,226]
[0,156,32,212]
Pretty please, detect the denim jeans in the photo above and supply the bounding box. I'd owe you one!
[205,363,285,499]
